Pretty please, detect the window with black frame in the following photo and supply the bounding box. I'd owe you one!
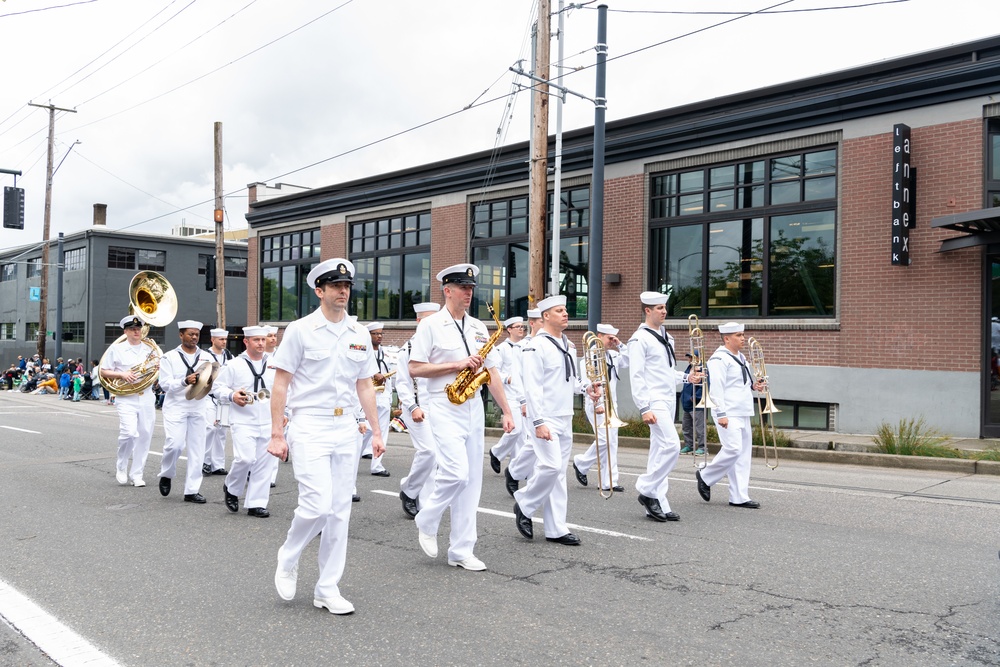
[349,212,431,320]
[260,229,321,321]
[988,119,1000,209]
[650,148,837,318]
[64,247,86,271]
[470,186,589,321]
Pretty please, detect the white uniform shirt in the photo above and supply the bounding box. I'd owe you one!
[627,325,687,416]
[213,352,276,427]
[580,346,629,413]
[271,308,376,413]
[522,330,586,425]
[373,344,397,408]
[100,340,156,396]
[395,340,428,415]
[497,339,526,407]
[408,309,499,395]
[158,346,208,413]
[706,345,755,419]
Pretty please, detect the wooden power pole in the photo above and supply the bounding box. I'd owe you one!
[528,0,551,307]
[214,122,226,329]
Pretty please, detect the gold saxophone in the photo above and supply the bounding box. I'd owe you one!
[445,303,505,405]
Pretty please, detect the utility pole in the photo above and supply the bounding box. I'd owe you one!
[528,0,551,307]
[214,122,226,329]
[28,101,76,361]
[587,5,608,332]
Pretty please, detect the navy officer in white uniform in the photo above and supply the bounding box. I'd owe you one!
[157,319,211,503]
[628,292,702,522]
[215,325,276,517]
[408,263,514,572]
[268,258,383,616]
[488,316,527,475]
[512,295,598,545]
[696,321,765,509]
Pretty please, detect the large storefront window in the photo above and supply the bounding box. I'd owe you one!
[349,212,431,320]
[650,148,837,318]
[260,229,320,321]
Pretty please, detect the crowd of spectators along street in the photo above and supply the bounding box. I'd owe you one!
[2,354,113,404]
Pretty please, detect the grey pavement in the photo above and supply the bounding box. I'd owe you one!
[0,389,998,666]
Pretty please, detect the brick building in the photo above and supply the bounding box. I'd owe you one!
[246,36,1000,438]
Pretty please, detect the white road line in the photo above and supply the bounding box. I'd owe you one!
[615,471,790,493]
[0,578,121,667]
[370,489,653,541]
[0,425,41,434]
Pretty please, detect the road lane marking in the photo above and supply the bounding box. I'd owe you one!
[0,425,41,434]
[615,471,790,493]
[370,489,653,541]
[0,577,121,667]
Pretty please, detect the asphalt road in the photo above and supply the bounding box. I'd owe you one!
[0,390,998,667]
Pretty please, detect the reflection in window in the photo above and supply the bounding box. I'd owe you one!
[768,211,836,316]
[260,229,320,321]
[707,219,763,318]
[650,224,703,316]
[349,212,431,320]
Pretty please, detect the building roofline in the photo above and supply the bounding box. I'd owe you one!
[0,227,249,261]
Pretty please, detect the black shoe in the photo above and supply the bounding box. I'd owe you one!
[184,493,206,504]
[573,463,588,487]
[696,470,711,502]
[664,511,681,521]
[504,468,519,498]
[489,450,501,474]
[247,507,270,517]
[513,502,533,539]
[159,476,171,497]
[545,533,581,546]
[211,468,228,476]
[729,500,761,509]
[270,482,276,488]
[223,484,238,513]
[400,491,418,519]
[201,464,212,475]
[371,469,390,477]
[637,494,668,522]
[612,485,625,492]
[352,494,361,503]
[361,453,372,460]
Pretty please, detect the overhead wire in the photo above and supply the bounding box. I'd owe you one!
[598,0,909,14]
[0,0,99,19]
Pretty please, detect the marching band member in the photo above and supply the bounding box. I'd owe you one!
[157,320,211,504]
[502,308,542,497]
[573,323,628,492]
[628,292,702,522]
[397,301,441,518]
[513,295,598,545]
[268,258,383,615]
[525,308,543,339]
[696,322,766,509]
[360,322,393,477]
[215,325,276,517]
[488,316,527,474]
[100,315,156,487]
[202,327,232,477]
[408,263,514,572]
[265,325,281,489]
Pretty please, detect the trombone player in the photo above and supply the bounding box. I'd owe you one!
[695,322,767,509]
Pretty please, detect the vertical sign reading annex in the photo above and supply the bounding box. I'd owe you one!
[891,123,912,266]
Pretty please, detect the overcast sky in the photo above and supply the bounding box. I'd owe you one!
[0,0,995,250]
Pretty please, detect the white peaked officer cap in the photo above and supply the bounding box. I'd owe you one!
[413,302,441,314]
[503,316,524,327]
[264,325,279,334]
[307,258,355,288]
[177,320,203,330]
[209,328,228,338]
[718,322,745,334]
[596,323,619,336]
[120,315,144,329]
[526,309,541,319]
[243,325,268,337]
[536,295,566,312]
[366,322,384,332]
[639,291,669,306]
[436,263,479,285]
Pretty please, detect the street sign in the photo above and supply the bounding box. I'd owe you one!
[29,286,40,301]
[3,186,25,230]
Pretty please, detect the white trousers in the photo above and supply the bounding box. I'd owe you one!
[489,407,524,461]
[702,415,753,504]
[203,400,227,469]
[634,405,681,513]
[399,409,436,503]
[223,422,273,509]
[413,396,484,562]
[574,403,620,489]
[159,409,207,495]
[361,401,391,472]
[277,415,360,600]
[506,425,537,482]
[115,394,155,482]
[513,415,573,539]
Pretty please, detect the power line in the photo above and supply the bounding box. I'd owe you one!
[0,0,98,19]
[597,0,909,15]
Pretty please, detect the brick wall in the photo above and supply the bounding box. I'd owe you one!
[321,222,347,261]
[599,173,647,336]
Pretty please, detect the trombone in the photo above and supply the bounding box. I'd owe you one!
[747,337,780,470]
[686,315,715,470]
[582,331,626,499]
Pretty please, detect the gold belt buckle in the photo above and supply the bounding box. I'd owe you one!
[333,407,344,416]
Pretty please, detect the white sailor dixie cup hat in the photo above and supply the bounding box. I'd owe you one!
[437,263,479,286]
[120,315,144,329]
[413,302,441,314]
[366,322,385,332]
[536,295,566,312]
[264,325,279,334]
[526,309,541,319]
[640,291,669,306]
[596,323,619,336]
[502,316,524,327]
[209,328,228,338]
[718,322,745,334]
[177,320,203,330]
[307,258,355,288]
[242,325,268,337]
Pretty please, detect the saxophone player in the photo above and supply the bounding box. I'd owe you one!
[360,322,393,477]
[408,263,515,572]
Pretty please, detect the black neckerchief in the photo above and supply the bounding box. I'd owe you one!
[542,333,577,382]
[723,350,752,385]
[407,340,419,407]
[178,349,201,376]
[453,316,473,356]
[244,355,268,392]
[641,327,676,366]
[606,350,618,381]
[207,348,232,364]
[376,347,389,374]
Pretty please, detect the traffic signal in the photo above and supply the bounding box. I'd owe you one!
[205,255,216,291]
